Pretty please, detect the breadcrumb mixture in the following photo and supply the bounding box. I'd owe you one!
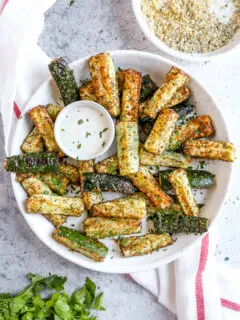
[141,0,240,53]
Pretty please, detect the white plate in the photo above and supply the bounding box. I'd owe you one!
[132,0,240,61]
[11,50,232,273]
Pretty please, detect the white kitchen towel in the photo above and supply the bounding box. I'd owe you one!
[1,1,240,319]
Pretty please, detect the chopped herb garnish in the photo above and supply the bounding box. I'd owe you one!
[77,119,84,125]
[224,257,229,261]
[100,114,103,117]
[102,141,106,147]
[86,118,89,122]
[86,132,91,138]
[99,128,108,138]
[77,144,82,149]
[61,128,65,132]
[69,0,74,6]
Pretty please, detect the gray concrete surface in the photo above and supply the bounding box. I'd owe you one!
[1,0,239,319]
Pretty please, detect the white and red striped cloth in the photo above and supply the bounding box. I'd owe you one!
[0,1,240,319]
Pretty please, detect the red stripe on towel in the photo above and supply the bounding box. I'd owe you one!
[0,0,9,14]
[195,233,209,320]
[221,298,240,312]
[13,102,21,118]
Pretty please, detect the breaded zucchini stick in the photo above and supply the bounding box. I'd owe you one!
[116,121,139,176]
[59,163,79,185]
[48,57,79,106]
[95,155,119,175]
[183,139,235,162]
[118,233,172,257]
[20,128,44,154]
[143,67,189,119]
[29,106,64,157]
[22,177,67,227]
[168,115,215,151]
[78,160,102,210]
[26,194,85,216]
[79,81,97,102]
[88,52,120,117]
[84,217,141,239]
[128,166,172,209]
[91,194,147,219]
[169,169,199,217]
[52,226,108,262]
[121,69,142,121]
[46,104,63,121]
[139,148,191,169]
[144,108,179,154]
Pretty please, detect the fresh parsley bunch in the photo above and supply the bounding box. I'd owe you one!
[0,274,105,320]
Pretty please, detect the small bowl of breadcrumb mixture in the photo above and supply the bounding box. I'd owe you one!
[132,0,240,60]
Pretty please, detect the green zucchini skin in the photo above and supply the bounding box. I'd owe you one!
[53,226,108,262]
[153,210,209,234]
[4,153,59,173]
[82,173,136,194]
[48,57,79,106]
[140,100,194,135]
[159,169,215,191]
[139,74,158,102]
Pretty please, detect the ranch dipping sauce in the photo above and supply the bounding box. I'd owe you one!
[54,101,115,160]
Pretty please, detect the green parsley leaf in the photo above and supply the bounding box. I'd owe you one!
[77,144,82,149]
[77,119,84,125]
[86,132,91,138]
[99,128,108,138]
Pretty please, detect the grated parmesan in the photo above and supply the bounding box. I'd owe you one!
[141,0,240,53]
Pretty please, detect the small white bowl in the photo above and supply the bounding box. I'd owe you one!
[132,0,240,61]
[54,101,115,160]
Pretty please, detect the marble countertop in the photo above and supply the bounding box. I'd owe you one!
[1,1,239,319]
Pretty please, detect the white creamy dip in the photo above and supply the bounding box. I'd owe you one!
[54,101,115,160]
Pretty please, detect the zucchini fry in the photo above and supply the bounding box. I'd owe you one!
[78,160,102,210]
[48,57,79,106]
[82,173,136,194]
[159,169,215,191]
[128,166,172,209]
[121,69,142,121]
[88,52,120,117]
[20,127,44,154]
[183,139,236,162]
[52,226,108,262]
[37,173,70,195]
[29,106,64,157]
[144,108,179,154]
[59,163,79,185]
[79,81,97,102]
[91,194,147,219]
[169,169,199,216]
[4,152,59,173]
[139,148,191,168]
[22,177,67,227]
[118,233,172,258]
[168,115,215,151]
[153,210,209,234]
[84,217,141,239]
[95,155,119,175]
[26,194,85,216]
[143,67,189,119]
[116,121,139,176]
[46,104,63,121]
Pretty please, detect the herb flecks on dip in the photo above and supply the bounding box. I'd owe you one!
[141,0,240,53]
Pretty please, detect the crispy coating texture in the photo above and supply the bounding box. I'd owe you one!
[169,169,199,217]
[116,121,139,176]
[46,104,63,121]
[29,106,64,157]
[20,127,44,153]
[128,166,172,209]
[183,139,236,162]
[52,229,107,262]
[144,108,179,154]
[121,69,142,121]
[59,163,79,185]
[22,177,67,227]
[139,148,191,168]
[26,194,85,216]
[84,217,141,239]
[118,233,172,257]
[144,67,189,119]
[91,194,147,219]
[168,115,215,151]
[88,52,120,117]
[95,155,119,175]
[79,81,97,102]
